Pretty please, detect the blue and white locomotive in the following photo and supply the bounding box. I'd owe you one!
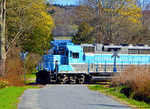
[36,43,150,83]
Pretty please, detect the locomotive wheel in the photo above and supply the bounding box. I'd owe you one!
[60,80,64,84]
[79,75,85,84]
[76,78,79,84]
[60,76,68,84]
[57,76,64,84]
[60,76,75,84]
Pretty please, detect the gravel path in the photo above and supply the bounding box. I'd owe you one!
[18,85,132,109]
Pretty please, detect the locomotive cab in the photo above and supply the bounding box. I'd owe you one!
[53,43,83,65]
[67,44,83,64]
[53,44,69,65]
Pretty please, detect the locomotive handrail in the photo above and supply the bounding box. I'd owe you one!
[37,59,150,73]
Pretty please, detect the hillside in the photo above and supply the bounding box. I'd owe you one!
[47,4,80,38]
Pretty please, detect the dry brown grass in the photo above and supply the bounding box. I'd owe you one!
[112,66,150,97]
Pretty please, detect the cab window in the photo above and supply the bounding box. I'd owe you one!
[66,51,68,57]
[54,50,56,55]
[73,53,79,58]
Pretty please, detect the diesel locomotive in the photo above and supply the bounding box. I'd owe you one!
[36,43,150,84]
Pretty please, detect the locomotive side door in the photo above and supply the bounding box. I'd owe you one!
[59,46,68,65]
[60,49,69,65]
[64,50,68,65]
[60,50,69,65]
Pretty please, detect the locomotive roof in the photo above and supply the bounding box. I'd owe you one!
[50,39,72,45]
[67,45,82,52]
[104,45,150,49]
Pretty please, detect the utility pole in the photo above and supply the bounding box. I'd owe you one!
[0,0,6,76]
[98,2,102,44]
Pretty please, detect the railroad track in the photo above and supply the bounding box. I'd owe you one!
[34,72,115,85]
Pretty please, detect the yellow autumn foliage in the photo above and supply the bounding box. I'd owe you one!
[103,0,142,24]
[6,0,54,54]
[7,0,54,32]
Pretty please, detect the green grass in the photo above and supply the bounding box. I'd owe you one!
[22,71,37,84]
[25,79,35,84]
[89,85,107,91]
[54,36,72,39]
[23,70,37,78]
[25,73,36,78]
[89,85,150,108]
[0,86,39,109]
[25,72,37,84]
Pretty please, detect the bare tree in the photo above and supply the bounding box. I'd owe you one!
[77,0,147,44]
[0,0,6,76]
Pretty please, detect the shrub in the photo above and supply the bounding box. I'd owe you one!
[25,53,41,74]
[5,46,25,86]
[111,66,150,99]
[3,46,41,86]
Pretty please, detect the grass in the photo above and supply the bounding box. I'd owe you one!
[25,72,37,84]
[54,36,72,39]
[21,71,37,84]
[0,86,39,109]
[25,73,36,78]
[89,85,150,108]
[25,79,36,84]
[89,84,107,91]
[0,71,39,108]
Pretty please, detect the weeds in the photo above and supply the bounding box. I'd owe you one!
[111,66,150,103]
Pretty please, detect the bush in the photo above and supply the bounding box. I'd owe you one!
[4,46,41,86]
[5,46,25,86]
[25,53,41,74]
[111,66,150,100]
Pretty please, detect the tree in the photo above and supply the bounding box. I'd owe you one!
[22,18,54,55]
[48,5,79,37]
[0,0,6,75]
[6,0,54,54]
[72,22,93,44]
[136,0,150,45]
[0,0,55,76]
[77,0,143,44]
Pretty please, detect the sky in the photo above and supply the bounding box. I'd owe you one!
[54,0,77,5]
